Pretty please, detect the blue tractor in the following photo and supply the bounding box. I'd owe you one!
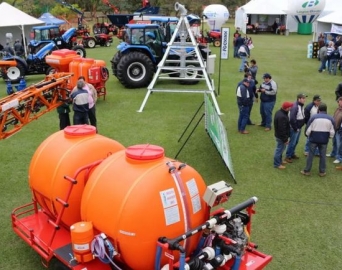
[111,22,208,89]
[1,42,58,83]
[29,25,86,57]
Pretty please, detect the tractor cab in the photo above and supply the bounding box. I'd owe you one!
[123,24,165,60]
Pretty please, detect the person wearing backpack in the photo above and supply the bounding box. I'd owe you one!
[329,45,340,75]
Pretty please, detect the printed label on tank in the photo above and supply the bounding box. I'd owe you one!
[73,243,89,251]
[186,178,202,213]
[160,188,180,225]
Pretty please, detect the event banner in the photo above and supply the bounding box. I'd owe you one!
[220,27,229,59]
[204,94,235,180]
[331,24,342,35]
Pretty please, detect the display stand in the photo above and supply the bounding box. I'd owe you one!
[137,2,222,115]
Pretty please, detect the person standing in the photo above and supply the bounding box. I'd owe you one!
[335,82,342,100]
[237,42,250,72]
[304,95,321,156]
[234,33,243,58]
[236,78,251,134]
[57,103,71,130]
[14,39,24,57]
[285,93,307,163]
[77,76,98,131]
[327,96,342,164]
[273,101,293,169]
[247,59,258,83]
[70,79,89,125]
[258,73,277,131]
[318,43,327,73]
[329,45,340,75]
[301,103,335,177]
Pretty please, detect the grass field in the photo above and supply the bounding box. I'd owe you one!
[0,20,342,270]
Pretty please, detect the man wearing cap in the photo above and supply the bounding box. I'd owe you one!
[273,101,293,169]
[303,95,322,156]
[258,73,277,131]
[327,96,342,164]
[236,78,251,134]
[285,93,307,163]
[301,103,335,177]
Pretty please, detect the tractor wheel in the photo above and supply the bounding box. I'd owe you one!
[87,38,96,48]
[116,51,154,89]
[71,45,86,58]
[105,40,111,47]
[213,39,221,47]
[2,61,25,84]
[46,67,57,75]
[111,52,122,77]
[179,58,202,85]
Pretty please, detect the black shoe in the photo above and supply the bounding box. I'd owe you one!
[247,123,255,125]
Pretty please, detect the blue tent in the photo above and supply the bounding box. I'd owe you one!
[38,12,66,25]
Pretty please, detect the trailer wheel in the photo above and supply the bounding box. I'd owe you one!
[49,258,70,270]
[116,51,154,89]
[2,61,25,84]
[87,38,96,48]
[46,67,57,75]
[71,45,86,58]
[213,39,221,47]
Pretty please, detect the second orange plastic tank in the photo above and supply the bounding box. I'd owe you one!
[29,125,125,227]
[81,144,209,270]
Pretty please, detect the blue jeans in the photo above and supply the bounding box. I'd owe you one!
[330,59,338,75]
[247,102,254,124]
[274,138,287,167]
[239,56,247,71]
[260,101,275,128]
[318,58,326,71]
[329,132,342,161]
[238,105,249,131]
[304,137,319,155]
[303,142,328,173]
[286,128,301,158]
[234,46,239,57]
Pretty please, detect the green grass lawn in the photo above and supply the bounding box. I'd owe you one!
[0,20,342,270]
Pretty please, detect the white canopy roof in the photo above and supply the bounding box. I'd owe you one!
[317,12,342,24]
[240,0,286,15]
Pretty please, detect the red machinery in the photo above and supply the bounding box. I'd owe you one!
[0,50,110,140]
[11,133,272,270]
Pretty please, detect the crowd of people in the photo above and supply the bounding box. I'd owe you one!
[317,34,342,75]
[234,37,342,176]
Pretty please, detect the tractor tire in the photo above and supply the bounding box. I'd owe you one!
[213,39,221,47]
[86,38,96,48]
[46,67,57,75]
[179,58,202,85]
[2,61,25,84]
[111,52,122,77]
[105,40,111,47]
[116,51,154,89]
[72,45,86,58]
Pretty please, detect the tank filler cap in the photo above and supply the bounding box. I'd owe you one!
[64,125,96,137]
[126,144,164,160]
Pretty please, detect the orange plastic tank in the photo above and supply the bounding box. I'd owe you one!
[69,58,83,87]
[29,125,125,228]
[81,144,209,270]
[45,49,81,72]
[70,221,94,263]
[78,58,95,81]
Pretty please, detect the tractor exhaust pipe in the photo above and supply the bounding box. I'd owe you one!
[174,2,187,16]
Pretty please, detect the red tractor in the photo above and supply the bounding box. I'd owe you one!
[198,30,222,47]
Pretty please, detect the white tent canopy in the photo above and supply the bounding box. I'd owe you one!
[314,0,342,38]
[0,2,44,55]
[235,0,297,34]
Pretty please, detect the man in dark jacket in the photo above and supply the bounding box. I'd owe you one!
[70,80,89,125]
[285,93,307,163]
[301,103,335,176]
[236,78,251,134]
[273,101,293,169]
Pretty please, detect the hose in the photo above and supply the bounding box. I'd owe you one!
[90,234,122,270]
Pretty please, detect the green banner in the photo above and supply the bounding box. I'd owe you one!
[204,94,235,181]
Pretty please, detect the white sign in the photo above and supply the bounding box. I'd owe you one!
[220,27,229,59]
[331,24,342,35]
